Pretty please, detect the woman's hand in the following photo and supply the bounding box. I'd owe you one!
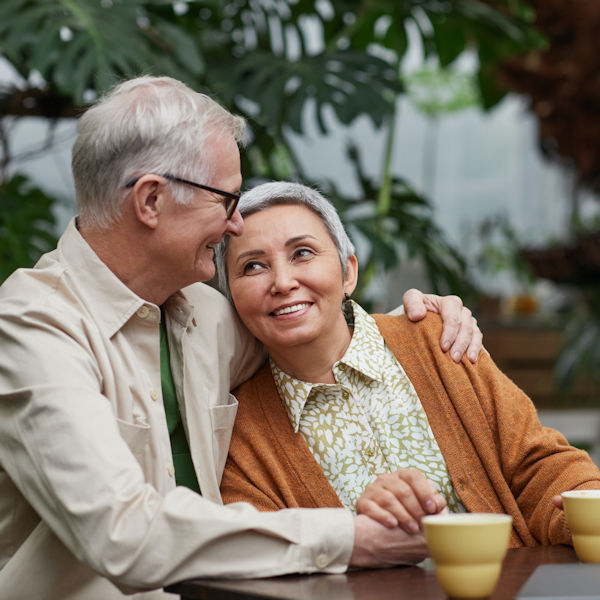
[355,468,447,533]
[401,289,483,364]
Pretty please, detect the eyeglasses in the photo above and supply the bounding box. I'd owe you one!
[125,173,240,219]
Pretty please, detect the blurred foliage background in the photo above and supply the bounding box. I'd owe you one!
[1,0,599,393]
[0,0,542,297]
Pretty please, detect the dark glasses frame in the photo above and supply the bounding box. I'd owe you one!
[125,173,240,219]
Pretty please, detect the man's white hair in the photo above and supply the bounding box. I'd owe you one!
[72,75,247,229]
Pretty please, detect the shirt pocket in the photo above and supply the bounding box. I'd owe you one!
[210,393,239,481]
[116,418,151,469]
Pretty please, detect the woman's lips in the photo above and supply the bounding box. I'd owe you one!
[271,303,311,316]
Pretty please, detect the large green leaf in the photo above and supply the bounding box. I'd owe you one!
[229,50,402,135]
[0,0,205,103]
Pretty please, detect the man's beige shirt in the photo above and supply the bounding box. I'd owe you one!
[0,219,354,600]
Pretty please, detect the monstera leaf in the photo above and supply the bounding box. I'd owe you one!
[0,0,204,104]
[229,50,402,135]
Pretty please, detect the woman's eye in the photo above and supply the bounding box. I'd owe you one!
[293,248,314,260]
[242,261,264,275]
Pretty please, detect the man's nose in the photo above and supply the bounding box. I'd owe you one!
[225,208,244,237]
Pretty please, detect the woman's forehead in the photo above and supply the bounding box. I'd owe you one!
[243,204,328,236]
[229,204,333,254]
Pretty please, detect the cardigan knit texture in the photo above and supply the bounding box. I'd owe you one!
[221,314,600,547]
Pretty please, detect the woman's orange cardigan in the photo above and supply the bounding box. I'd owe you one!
[220,314,600,547]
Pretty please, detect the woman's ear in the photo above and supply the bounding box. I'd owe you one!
[130,175,166,229]
[343,254,359,296]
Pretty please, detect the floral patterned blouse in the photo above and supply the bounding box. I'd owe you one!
[271,300,464,514]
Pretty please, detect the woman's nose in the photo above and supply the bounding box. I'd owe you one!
[270,264,298,295]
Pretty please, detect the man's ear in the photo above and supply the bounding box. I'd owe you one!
[130,175,167,229]
[343,254,359,296]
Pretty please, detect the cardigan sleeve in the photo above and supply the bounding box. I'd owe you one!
[470,351,600,544]
[374,314,600,547]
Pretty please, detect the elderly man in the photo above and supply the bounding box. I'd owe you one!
[0,76,481,599]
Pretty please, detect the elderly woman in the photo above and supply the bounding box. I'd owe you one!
[215,181,600,559]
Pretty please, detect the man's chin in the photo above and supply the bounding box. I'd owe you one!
[196,263,216,283]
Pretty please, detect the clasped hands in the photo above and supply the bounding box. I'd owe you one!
[350,468,446,568]
[350,469,566,569]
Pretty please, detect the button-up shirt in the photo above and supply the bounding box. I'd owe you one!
[0,219,354,600]
[273,301,464,513]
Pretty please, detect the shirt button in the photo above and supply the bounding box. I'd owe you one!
[150,388,159,402]
[137,306,150,319]
[315,553,329,569]
[342,391,350,400]
[167,464,175,478]
[366,446,376,457]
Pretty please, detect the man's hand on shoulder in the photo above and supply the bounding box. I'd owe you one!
[401,289,483,364]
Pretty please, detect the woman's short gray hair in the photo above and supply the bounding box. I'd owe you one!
[72,75,247,230]
[215,181,355,301]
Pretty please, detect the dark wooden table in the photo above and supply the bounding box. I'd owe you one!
[165,545,578,599]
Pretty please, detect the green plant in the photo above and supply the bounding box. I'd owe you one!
[326,144,472,306]
[0,174,60,283]
[0,1,541,298]
[554,288,600,395]
[475,215,535,290]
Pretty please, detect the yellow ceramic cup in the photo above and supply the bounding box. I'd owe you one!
[561,490,600,563]
[422,513,513,599]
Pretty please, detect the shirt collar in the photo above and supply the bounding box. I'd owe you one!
[271,300,386,432]
[339,300,385,382]
[57,218,193,338]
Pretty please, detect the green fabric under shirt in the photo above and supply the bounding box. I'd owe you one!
[160,313,200,493]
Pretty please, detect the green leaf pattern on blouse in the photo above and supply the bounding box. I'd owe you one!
[271,301,464,514]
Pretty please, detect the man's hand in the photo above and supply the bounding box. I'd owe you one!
[350,514,428,568]
[552,495,564,510]
[356,469,447,533]
[401,289,483,364]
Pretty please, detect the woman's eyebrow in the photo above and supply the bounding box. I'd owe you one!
[284,235,316,246]
[234,235,318,265]
[234,249,265,265]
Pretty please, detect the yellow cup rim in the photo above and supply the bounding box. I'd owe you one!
[422,513,513,526]
[561,490,600,499]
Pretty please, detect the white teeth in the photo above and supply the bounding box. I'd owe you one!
[273,303,310,316]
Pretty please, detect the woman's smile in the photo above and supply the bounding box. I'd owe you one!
[271,302,312,317]
[227,204,357,369]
